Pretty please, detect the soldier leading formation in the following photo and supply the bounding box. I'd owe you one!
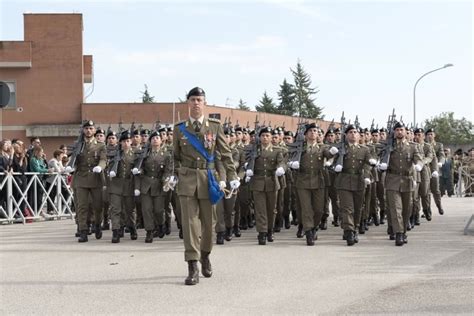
[63,87,471,286]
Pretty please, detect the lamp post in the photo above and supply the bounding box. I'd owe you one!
[413,63,453,126]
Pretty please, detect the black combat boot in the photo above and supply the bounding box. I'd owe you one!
[95,224,102,239]
[354,230,359,243]
[305,230,314,246]
[224,227,233,241]
[75,225,81,237]
[414,213,421,226]
[240,217,248,230]
[358,224,365,235]
[312,228,318,241]
[296,224,304,238]
[319,215,328,230]
[78,230,88,243]
[216,232,225,245]
[87,224,93,235]
[165,221,171,235]
[436,203,444,215]
[403,233,408,244]
[248,214,255,228]
[423,208,432,221]
[373,213,380,226]
[233,225,241,237]
[145,230,153,243]
[395,233,404,246]
[332,215,340,227]
[119,226,125,238]
[267,229,274,242]
[364,219,369,231]
[185,261,199,285]
[102,221,110,231]
[379,210,385,225]
[200,251,212,278]
[388,226,395,240]
[257,232,267,245]
[111,229,120,243]
[179,228,183,239]
[158,225,166,238]
[129,227,138,240]
[345,230,355,246]
[284,215,291,229]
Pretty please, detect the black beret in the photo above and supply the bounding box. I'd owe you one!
[393,121,405,129]
[158,125,167,133]
[272,129,280,136]
[304,122,318,134]
[167,126,173,132]
[425,128,435,134]
[325,128,335,136]
[259,126,272,136]
[379,127,388,133]
[224,127,231,135]
[334,127,341,133]
[345,124,357,133]
[187,87,206,99]
[119,131,132,142]
[284,131,294,137]
[235,126,243,132]
[106,131,117,138]
[407,126,414,132]
[82,120,94,128]
[140,129,150,135]
[149,130,160,139]
[95,128,105,136]
[370,128,379,134]
[249,129,255,136]
[132,129,140,136]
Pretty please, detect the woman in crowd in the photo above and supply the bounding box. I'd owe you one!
[46,149,66,214]
[29,146,52,214]
[0,139,13,216]
[11,140,29,218]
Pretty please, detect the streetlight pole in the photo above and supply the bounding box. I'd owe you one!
[413,63,453,126]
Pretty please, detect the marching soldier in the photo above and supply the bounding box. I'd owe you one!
[282,130,297,228]
[333,125,372,246]
[425,128,445,215]
[245,126,285,245]
[108,131,138,243]
[272,127,288,233]
[102,130,118,230]
[173,87,239,286]
[133,131,173,243]
[323,128,340,227]
[378,122,422,246]
[289,123,338,245]
[413,128,433,225]
[67,120,107,242]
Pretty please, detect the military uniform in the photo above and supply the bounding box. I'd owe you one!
[71,122,107,242]
[384,137,422,246]
[428,138,445,214]
[415,139,434,222]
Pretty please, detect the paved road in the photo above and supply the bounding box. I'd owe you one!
[1,197,473,315]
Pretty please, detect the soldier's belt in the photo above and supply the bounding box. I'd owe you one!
[254,170,276,176]
[342,170,360,175]
[180,161,215,169]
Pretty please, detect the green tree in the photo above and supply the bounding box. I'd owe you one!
[255,91,278,114]
[291,60,324,119]
[277,78,296,116]
[141,84,155,103]
[423,112,473,145]
[237,98,251,111]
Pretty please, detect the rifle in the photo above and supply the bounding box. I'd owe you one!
[245,115,262,173]
[380,109,396,165]
[334,111,348,168]
[66,124,85,169]
[134,139,150,171]
[328,118,335,130]
[109,143,122,176]
[354,115,360,129]
[118,117,126,133]
[287,116,307,164]
[370,119,375,131]
[129,121,136,133]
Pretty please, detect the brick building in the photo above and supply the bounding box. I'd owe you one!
[0,13,332,156]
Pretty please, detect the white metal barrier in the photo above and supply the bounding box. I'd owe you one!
[0,172,74,224]
[455,163,473,197]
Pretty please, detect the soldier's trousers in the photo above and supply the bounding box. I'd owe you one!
[418,179,430,213]
[429,176,443,210]
[283,182,296,220]
[109,193,135,230]
[386,190,412,234]
[253,190,277,233]
[135,196,143,227]
[369,182,378,218]
[102,187,110,223]
[179,195,216,262]
[327,184,340,219]
[412,182,421,217]
[338,189,364,232]
[361,185,371,221]
[376,174,386,216]
[238,183,252,226]
[297,188,325,231]
[215,192,237,233]
[165,190,181,228]
[75,187,103,231]
[141,193,165,232]
[274,187,285,228]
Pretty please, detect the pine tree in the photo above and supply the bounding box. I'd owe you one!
[141,84,155,103]
[255,91,278,114]
[277,78,296,116]
[237,98,251,111]
[291,60,324,119]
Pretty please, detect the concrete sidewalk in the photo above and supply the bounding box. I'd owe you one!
[1,197,473,315]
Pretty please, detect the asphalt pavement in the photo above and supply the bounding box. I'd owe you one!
[0,196,473,315]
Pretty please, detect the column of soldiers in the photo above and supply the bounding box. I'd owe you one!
[66,98,451,285]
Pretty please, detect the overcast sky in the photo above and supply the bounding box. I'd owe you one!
[1,0,472,128]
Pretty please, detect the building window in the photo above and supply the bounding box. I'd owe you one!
[0,80,16,109]
[209,113,221,120]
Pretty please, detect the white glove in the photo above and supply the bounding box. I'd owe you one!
[109,171,116,178]
[230,179,240,190]
[364,178,371,185]
[437,162,442,168]
[329,146,338,155]
[415,164,423,172]
[334,164,343,173]
[245,169,254,177]
[432,171,439,178]
[65,166,74,173]
[324,161,332,167]
[275,167,285,177]
[134,189,141,197]
[169,176,178,188]
[369,159,377,166]
[288,161,300,169]
[378,163,388,171]
[92,166,102,173]
[245,176,251,183]
[132,167,140,175]
[219,181,226,190]
[413,180,417,186]
[244,162,248,168]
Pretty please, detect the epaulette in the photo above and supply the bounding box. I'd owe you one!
[175,120,186,127]
[208,118,221,123]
